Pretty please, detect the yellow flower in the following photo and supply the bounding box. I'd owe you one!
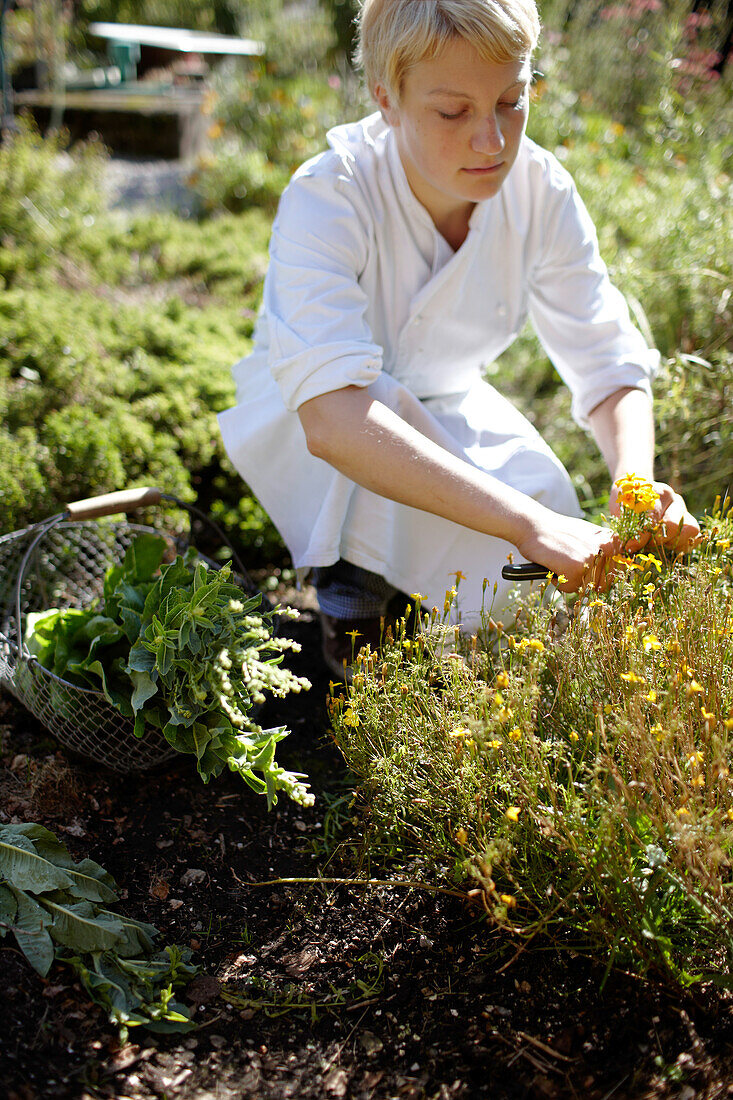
[645,691,657,703]
[499,894,517,908]
[686,680,704,695]
[614,555,642,571]
[450,727,470,739]
[621,670,644,683]
[701,709,715,722]
[725,718,733,731]
[727,809,733,822]
[508,728,522,742]
[493,692,505,706]
[691,774,706,788]
[342,707,360,728]
[676,806,690,817]
[495,671,510,690]
[637,553,662,569]
[505,806,521,822]
[410,592,425,602]
[651,723,664,741]
[557,574,568,584]
[345,629,362,642]
[643,635,662,652]
[528,639,545,652]
[614,473,660,514]
[490,739,502,750]
[455,827,468,845]
[688,751,704,766]
[569,731,580,743]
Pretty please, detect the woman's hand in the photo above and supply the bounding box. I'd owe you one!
[515,512,620,593]
[608,479,701,553]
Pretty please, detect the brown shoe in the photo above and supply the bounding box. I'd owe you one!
[320,613,385,682]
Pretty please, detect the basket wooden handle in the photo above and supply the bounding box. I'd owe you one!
[65,487,164,520]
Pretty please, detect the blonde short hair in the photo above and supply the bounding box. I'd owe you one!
[356,0,541,98]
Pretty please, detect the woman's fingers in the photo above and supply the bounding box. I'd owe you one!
[653,487,701,552]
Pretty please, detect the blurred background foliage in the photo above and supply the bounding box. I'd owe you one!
[0,0,731,562]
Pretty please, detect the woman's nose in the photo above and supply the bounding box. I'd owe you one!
[471,115,505,155]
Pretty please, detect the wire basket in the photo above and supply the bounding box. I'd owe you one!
[0,488,260,774]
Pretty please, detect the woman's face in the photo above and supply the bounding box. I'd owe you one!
[375,37,531,225]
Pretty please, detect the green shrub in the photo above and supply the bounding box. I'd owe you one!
[0,118,107,287]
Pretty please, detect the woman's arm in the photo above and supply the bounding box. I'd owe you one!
[299,384,619,591]
[588,386,700,550]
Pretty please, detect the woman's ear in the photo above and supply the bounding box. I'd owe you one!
[373,82,400,128]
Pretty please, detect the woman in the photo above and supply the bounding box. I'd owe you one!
[219,0,699,675]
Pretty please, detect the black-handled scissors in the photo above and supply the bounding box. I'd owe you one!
[501,562,556,581]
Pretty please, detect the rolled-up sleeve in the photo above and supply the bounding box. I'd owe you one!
[265,166,383,411]
[528,166,660,429]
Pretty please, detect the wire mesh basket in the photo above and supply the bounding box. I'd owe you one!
[0,488,260,774]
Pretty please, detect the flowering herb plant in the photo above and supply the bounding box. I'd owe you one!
[25,534,312,808]
[610,471,661,544]
[331,496,733,987]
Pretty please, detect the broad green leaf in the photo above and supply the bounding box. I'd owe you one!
[5,885,55,976]
[119,605,144,644]
[42,896,126,954]
[0,882,18,928]
[130,670,158,712]
[79,659,134,717]
[128,640,156,673]
[3,824,118,904]
[0,828,75,894]
[96,910,159,957]
[123,532,167,586]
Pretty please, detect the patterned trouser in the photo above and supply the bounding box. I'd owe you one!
[311,559,399,619]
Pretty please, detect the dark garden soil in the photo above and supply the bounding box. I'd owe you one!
[3,585,733,1100]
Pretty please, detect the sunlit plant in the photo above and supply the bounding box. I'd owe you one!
[331,496,733,987]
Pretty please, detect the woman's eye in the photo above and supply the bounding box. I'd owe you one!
[500,98,524,110]
[438,110,467,120]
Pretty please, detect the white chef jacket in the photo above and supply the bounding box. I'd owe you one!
[218,112,659,629]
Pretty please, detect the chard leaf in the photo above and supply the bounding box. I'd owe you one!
[67,952,136,1018]
[127,641,156,673]
[119,605,144,644]
[78,659,134,717]
[130,670,158,712]
[0,827,75,894]
[73,614,123,652]
[96,909,159,957]
[0,882,18,928]
[122,533,167,586]
[42,896,126,954]
[1,824,118,904]
[4,885,55,975]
